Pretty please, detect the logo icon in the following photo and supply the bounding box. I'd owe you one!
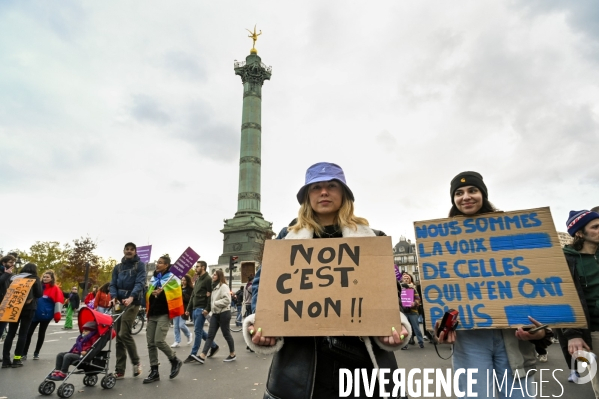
[571,350,598,384]
[460,178,466,182]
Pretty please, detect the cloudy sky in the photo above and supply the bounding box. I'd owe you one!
[1,0,598,265]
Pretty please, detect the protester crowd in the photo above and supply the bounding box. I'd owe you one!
[1,164,598,399]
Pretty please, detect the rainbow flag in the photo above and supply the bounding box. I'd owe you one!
[146,272,184,319]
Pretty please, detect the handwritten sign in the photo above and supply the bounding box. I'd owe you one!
[414,207,587,330]
[137,245,152,264]
[0,278,36,322]
[255,236,402,336]
[170,247,200,279]
[401,288,414,307]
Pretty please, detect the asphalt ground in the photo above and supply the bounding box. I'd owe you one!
[0,320,595,399]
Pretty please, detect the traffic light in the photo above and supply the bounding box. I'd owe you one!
[229,256,239,271]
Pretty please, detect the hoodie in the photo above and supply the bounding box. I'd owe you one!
[563,245,599,332]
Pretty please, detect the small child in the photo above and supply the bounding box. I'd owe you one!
[49,321,99,381]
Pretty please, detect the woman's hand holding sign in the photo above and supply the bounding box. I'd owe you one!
[248,324,278,347]
[515,316,548,341]
[377,326,408,346]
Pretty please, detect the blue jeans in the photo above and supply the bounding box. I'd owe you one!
[173,316,191,344]
[453,330,536,398]
[235,305,242,326]
[406,313,424,345]
[191,307,216,356]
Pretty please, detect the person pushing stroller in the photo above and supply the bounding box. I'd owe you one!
[48,322,100,381]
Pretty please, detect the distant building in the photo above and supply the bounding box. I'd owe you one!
[393,236,420,284]
[557,232,572,248]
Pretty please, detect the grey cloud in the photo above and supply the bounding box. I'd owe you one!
[130,94,171,125]
[177,103,238,162]
[163,51,207,81]
[515,0,599,57]
[376,130,398,152]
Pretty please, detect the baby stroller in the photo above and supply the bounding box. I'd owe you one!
[38,307,121,398]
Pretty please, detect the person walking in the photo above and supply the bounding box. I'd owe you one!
[561,209,599,398]
[244,162,411,398]
[94,283,111,313]
[109,242,146,379]
[62,286,80,330]
[23,270,64,360]
[184,261,218,363]
[1,263,43,368]
[171,275,193,347]
[399,273,424,349]
[84,285,98,309]
[0,255,16,343]
[143,255,184,383]
[194,269,236,363]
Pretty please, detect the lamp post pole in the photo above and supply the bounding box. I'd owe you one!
[81,262,91,299]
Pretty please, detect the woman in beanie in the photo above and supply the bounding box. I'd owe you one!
[243,162,411,399]
[143,255,184,383]
[441,171,552,398]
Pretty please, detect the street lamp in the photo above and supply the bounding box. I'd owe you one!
[81,262,91,299]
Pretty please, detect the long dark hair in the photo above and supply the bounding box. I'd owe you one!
[182,275,192,288]
[99,282,110,294]
[213,269,226,285]
[448,197,498,217]
[21,263,38,276]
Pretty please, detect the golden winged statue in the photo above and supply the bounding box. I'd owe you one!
[246,25,262,54]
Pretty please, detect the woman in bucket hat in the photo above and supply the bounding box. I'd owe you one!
[243,162,411,399]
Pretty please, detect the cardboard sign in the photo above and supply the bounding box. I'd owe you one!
[170,247,200,279]
[137,245,152,264]
[255,236,402,337]
[0,278,36,322]
[414,207,587,330]
[401,288,414,307]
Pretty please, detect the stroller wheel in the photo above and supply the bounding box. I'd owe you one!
[83,374,98,386]
[101,374,117,389]
[57,383,75,398]
[38,381,55,395]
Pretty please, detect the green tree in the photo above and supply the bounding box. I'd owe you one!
[60,236,100,290]
[96,257,117,286]
[19,241,71,277]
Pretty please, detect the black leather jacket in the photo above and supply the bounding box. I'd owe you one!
[263,336,401,399]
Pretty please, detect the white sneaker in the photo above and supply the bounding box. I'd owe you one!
[170,342,180,348]
[187,334,193,345]
[538,354,547,362]
[568,370,579,383]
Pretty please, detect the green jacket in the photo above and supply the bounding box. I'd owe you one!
[187,272,213,313]
[562,245,599,343]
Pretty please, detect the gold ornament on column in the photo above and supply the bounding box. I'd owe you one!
[246,25,262,54]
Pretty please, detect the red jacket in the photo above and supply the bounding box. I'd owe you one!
[95,291,111,309]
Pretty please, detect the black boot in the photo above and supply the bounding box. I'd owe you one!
[169,357,182,379]
[143,365,159,384]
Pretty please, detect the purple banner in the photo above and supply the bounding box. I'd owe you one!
[170,247,200,279]
[394,264,401,281]
[137,245,152,264]
[400,288,414,308]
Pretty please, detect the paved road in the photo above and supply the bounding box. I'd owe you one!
[0,322,595,398]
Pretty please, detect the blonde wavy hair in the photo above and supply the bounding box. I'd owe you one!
[289,183,369,236]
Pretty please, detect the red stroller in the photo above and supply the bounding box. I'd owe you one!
[38,307,121,398]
